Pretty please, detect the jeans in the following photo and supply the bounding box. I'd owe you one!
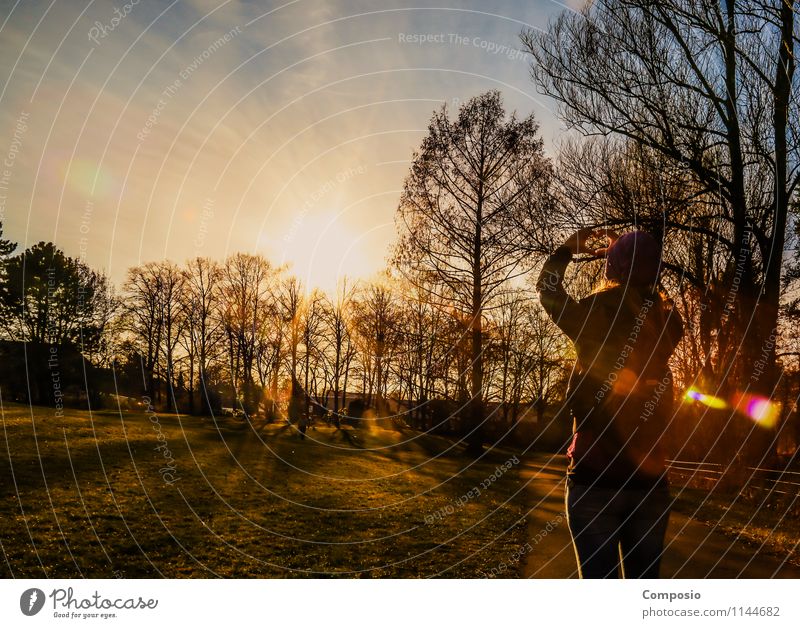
[565,478,671,578]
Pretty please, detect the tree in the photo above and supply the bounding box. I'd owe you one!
[322,280,356,426]
[488,290,530,427]
[0,241,114,354]
[300,289,326,417]
[156,262,186,409]
[522,298,572,424]
[392,90,552,453]
[276,275,304,421]
[122,261,184,405]
[181,257,223,415]
[0,222,16,258]
[220,253,275,416]
[122,263,162,399]
[279,276,304,388]
[547,137,713,386]
[352,276,400,414]
[523,0,800,464]
[392,274,447,430]
[522,0,799,400]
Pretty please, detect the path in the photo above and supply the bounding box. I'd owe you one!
[520,453,800,578]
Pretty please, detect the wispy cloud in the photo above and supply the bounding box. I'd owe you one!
[0,0,565,292]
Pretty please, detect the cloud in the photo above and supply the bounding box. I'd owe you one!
[0,0,565,290]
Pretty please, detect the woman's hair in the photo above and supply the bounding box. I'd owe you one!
[605,230,662,287]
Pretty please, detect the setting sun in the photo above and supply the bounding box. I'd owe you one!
[267,209,380,294]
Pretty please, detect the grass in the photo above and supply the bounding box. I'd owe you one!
[671,485,800,567]
[0,402,528,578]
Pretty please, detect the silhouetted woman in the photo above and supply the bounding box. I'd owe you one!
[536,228,683,578]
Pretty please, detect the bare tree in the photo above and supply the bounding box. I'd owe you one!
[278,275,305,421]
[522,298,572,425]
[391,90,552,454]
[156,262,186,410]
[351,275,400,415]
[180,257,222,414]
[522,0,799,406]
[123,262,164,402]
[392,274,446,429]
[322,280,356,426]
[300,289,326,416]
[220,253,275,417]
[487,290,528,426]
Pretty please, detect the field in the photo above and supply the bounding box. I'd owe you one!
[0,403,528,578]
[670,487,800,566]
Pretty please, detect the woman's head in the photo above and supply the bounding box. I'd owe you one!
[604,230,662,287]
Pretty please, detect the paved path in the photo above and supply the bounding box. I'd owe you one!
[520,454,800,578]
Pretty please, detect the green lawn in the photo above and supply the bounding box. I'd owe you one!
[0,403,528,577]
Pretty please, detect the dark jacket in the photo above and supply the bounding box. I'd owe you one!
[536,246,684,488]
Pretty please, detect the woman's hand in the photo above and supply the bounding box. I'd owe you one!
[561,227,595,255]
[590,227,620,257]
[561,227,619,256]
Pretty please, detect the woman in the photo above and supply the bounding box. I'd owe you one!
[536,227,683,578]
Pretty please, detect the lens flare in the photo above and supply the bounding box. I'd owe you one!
[732,393,781,429]
[683,387,727,409]
[684,387,782,429]
[62,159,116,197]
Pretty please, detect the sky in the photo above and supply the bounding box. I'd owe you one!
[0,0,584,294]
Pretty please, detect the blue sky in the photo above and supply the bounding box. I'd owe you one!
[0,0,584,292]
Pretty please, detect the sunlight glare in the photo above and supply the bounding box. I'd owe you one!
[273,211,371,294]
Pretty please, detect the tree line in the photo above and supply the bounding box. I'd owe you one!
[0,225,571,437]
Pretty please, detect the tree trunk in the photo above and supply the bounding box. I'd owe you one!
[188,352,195,415]
[466,196,484,455]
